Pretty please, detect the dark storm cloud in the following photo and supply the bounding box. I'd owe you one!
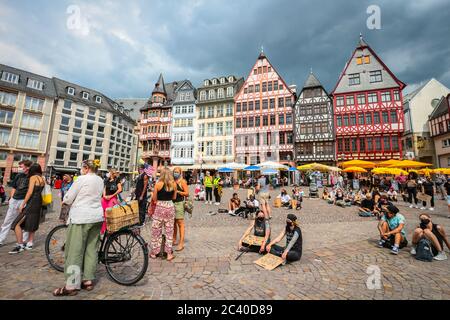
[1,0,449,97]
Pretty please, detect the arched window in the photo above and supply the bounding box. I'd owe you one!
[226,87,234,97]
[209,90,216,100]
[200,91,206,101]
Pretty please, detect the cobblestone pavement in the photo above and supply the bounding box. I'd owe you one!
[1,187,450,300]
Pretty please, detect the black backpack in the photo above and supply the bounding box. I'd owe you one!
[415,238,433,262]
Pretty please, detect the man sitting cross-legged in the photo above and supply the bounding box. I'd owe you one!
[358,193,375,217]
[377,204,408,255]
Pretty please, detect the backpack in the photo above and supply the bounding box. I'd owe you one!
[415,238,433,262]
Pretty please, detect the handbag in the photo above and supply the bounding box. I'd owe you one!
[41,183,52,206]
[184,198,194,217]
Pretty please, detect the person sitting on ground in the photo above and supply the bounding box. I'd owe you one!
[277,189,292,208]
[291,187,303,210]
[266,213,302,263]
[232,194,260,218]
[334,188,346,207]
[194,183,201,200]
[411,213,449,261]
[228,193,241,215]
[377,204,408,255]
[359,193,375,217]
[374,195,393,220]
[345,190,355,206]
[238,210,271,254]
[387,187,398,202]
[327,188,336,204]
[322,187,329,200]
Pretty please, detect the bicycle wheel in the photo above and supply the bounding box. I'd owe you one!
[103,229,149,286]
[45,224,67,272]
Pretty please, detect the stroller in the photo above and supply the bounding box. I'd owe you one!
[309,181,319,198]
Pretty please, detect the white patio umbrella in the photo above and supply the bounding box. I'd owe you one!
[258,161,288,170]
[223,162,247,170]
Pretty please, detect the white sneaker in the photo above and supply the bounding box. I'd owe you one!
[429,207,434,211]
[415,205,419,209]
[420,207,426,210]
[24,243,33,251]
[215,202,220,206]
[409,204,414,208]
[433,251,447,261]
[410,247,416,255]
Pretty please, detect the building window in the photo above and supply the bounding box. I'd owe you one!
[337,116,342,127]
[21,113,42,130]
[279,114,285,125]
[375,137,382,151]
[366,113,372,125]
[350,114,356,126]
[207,123,214,136]
[370,70,383,83]
[218,88,225,99]
[25,97,44,112]
[358,113,364,125]
[67,87,75,95]
[95,96,102,104]
[348,73,360,86]
[0,91,17,106]
[216,122,224,135]
[215,141,223,155]
[381,91,392,102]
[1,72,19,84]
[70,152,78,161]
[27,79,44,91]
[263,116,268,126]
[368,93,378,103]
[204,80,209,87]
[61,116,70,126]
[74,119,82,128]
[0,128,11,145]
[384,136,391,150]
[336,96,344,107]
[343,115,349,126]
[208,90,216,100]
[72,136,80,145]
[374,112,380,124]
[206,142,213,156]
[0,109,14,124]
[262,99,268,109]
[279,132,285,145]
[56,150,65,160]
[18,130,39,149]
[346,95,355,105]
[359,138,366,152]
[270,99,275,109]
[225,140,232,154]
[200,91,206,101]
[262,82,267,92]
[255,116,260,127]
[357,94,366,105]
[82,92,89,100]
[225,121,233,135]
[394,90,400,101]
[286,114,292,125]
[390,110,398,123]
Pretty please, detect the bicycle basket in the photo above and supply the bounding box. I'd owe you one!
[105,200,140,233]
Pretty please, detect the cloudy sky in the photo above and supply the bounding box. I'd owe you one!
[1,0,449,98]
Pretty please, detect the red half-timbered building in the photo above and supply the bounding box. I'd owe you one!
[234,51,296,165]
[332,35,406,162]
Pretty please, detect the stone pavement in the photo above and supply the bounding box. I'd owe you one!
[1,187,450,300]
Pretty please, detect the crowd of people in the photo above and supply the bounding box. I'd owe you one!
[2,160,450,296]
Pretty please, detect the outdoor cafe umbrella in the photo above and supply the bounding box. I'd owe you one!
[433,168,450,175]
[297,163,330,172]
[224,162,247,170]
[343,166,367,173]
[377,159,402,167]
[258,161,288,170]
[388,160,432,168]
[218,167,234,173]
[341,160,376,169]
[244,165,261,171]
[288,167,298,172]
[262,169,278,175]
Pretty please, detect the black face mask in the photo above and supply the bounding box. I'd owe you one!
[286,221,293,228]
[420,219,430,228]
[257,217,265,222]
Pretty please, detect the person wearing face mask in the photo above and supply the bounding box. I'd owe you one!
[0,160,32,247]
[420,176,435,211]
[213,172,223,206]
[377,204,408,255]
[411,214,449,261]
[134,164,149,225]
[173,167,189,252]
[266,214,303,263]
[238,210,271,254]
[334,189,346,207]
[204,171,213,205]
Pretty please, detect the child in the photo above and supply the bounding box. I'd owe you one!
[387,187,398,202]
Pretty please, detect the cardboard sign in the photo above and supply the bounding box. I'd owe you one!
[243,235,265,247]
[254,253,284,271]
[417,192,432,202]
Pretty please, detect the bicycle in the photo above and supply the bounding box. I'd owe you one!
[45,223,149,286]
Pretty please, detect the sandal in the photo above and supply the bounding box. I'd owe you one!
[53,287,78,297]
[81,281,95,291]
[175,246,184,252]
[167,255,175,261]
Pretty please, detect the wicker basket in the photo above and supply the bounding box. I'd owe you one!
[105,200,139,233]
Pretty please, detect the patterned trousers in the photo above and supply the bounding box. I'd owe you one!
[150,201,175,255]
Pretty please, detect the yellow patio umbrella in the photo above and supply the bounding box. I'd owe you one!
[388,160,432,168]
[327,166,342,172]
[433,168,450,175]
[372,167,391,174]
[343,166,367,173]
[386,168,408,175]
[341,160,376,169]
[418,168,433,175]
[377,159,402,167]
[297,163,330,172]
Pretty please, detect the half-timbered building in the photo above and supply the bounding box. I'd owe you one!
[234,51,296,165]
[294,72,335,164]
[429,94,450,167]
[332,35,406,162]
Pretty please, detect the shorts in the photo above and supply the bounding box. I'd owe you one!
[259,192,270,205]
[447,195,450,205]
[174,201,185,220]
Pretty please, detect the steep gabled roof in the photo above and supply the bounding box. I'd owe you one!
[332,35,406,95]
[429,95,449,120]
[303,72,323,89]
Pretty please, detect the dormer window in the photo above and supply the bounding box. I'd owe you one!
[212,79,217,85]
[1,72,19,84]
[27,79,44,91]
[67,87,75,95]
[82,92,89,100]
[220,77,226,84]
[204,80,209,87]
[95,96,102,104]
[228,76,234,83]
